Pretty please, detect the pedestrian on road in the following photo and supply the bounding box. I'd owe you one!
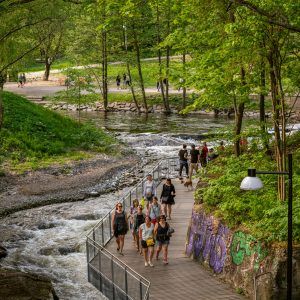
[122,73,127,89]
[178,144,189,179]
[154,214,171,264]
[156,81,160,92]
[160,178,176,220]
[112,202,128,256]
[21,73,26,87]
[116,75,121,89]
[143,174,156,210]
[18,73,23,88]
[148,196,161,225]
[133,205,145,254]
[139,216,155,267]
[189,144,200,179]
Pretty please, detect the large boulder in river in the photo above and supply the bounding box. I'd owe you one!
[0,269,58,300]
[0,245,7,259]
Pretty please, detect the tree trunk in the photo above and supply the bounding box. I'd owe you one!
[165,0,171,112]
[102,28,108,111]
[182,50,187,109]
[268,47,285,200]
[43,58,52,81]
[156,2,168,111]
[0,73,5,130]
[123,26,140,113]
[233,67,246,157]
[126,62,140,113]
[132,26,147,114]
[259,57,270,152]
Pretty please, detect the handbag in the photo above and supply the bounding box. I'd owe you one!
[167,226,175,237]
[161,196,169,202]
[146,238,155,246]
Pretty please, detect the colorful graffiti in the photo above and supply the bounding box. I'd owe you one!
[186,211,267,274]
[230,231,267,271]
[186,211,229,273]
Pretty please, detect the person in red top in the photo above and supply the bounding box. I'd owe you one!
[200,142,208,167]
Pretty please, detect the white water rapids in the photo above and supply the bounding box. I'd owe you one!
[0,112,230,299]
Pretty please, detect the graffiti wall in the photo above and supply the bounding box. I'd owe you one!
[186,210,267,274]
[186,209,300,298]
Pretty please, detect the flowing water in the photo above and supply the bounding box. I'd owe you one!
[1,112,232,299]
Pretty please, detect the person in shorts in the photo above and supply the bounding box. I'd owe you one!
[143,174,156,209]
[139,216,155,267]
[160,178,176,220]
[154,215,171,264]
[111,202,128,255]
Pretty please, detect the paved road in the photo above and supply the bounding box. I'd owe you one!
[4,82,183,99]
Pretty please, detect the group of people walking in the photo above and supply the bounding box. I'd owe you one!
[116,74,130,89]
[178,142,222,179]
[17,73,26,88]
[111,174,175,267]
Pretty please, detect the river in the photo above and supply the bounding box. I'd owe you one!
[0,112,232,299]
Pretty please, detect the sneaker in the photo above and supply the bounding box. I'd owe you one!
[144,262,149,267]
[163,259,168,265]
[119,252,124,256]
[148,261,154,267]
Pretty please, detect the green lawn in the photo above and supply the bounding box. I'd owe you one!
[0,92,117,173]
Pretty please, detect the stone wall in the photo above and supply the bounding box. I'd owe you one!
[185,207,300,299]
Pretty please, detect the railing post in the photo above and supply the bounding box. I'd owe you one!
[109,213,112,239]
[86,239,90,282]
[92,230,96,257]
[111,256,115,300]
[101,223,104,246]
[125,266,128,300]
[139,278,143,300]
[99,249,103,292]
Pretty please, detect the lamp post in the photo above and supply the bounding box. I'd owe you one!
[240,153,293,300]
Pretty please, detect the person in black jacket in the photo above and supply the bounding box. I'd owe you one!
[160,178,176,220]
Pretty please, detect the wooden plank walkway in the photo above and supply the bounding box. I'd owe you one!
[105,178,245,300]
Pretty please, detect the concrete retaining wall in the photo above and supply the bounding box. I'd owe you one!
[185,207,300,299]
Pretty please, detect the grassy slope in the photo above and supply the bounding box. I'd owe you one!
[0,92,116,172]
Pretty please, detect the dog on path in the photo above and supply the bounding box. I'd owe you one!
[180,177,193,191]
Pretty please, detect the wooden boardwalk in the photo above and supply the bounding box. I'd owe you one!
[106,178,245,300]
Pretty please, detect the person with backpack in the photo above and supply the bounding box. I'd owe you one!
[154,214,172,264]
[111,202,128,255]
[178,144,189,179]
[148,196,161,225]
[133,205,145,254]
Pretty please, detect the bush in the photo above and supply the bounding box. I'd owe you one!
[197,151,300,243]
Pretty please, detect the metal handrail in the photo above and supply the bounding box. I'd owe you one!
[86,157,178,300]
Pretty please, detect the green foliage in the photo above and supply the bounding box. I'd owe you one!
[196,151,300,243]
[0,92,116,172]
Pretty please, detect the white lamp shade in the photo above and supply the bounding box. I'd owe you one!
[240,176,263,190]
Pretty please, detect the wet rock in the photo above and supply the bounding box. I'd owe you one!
[39,247,56,256]
[58,245,79,255]
[0,245,8,259]
[37,222,58,230]
[71,213,99,220]
[0,269,59,300]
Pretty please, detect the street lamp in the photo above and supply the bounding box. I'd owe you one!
[240,153,293,300]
